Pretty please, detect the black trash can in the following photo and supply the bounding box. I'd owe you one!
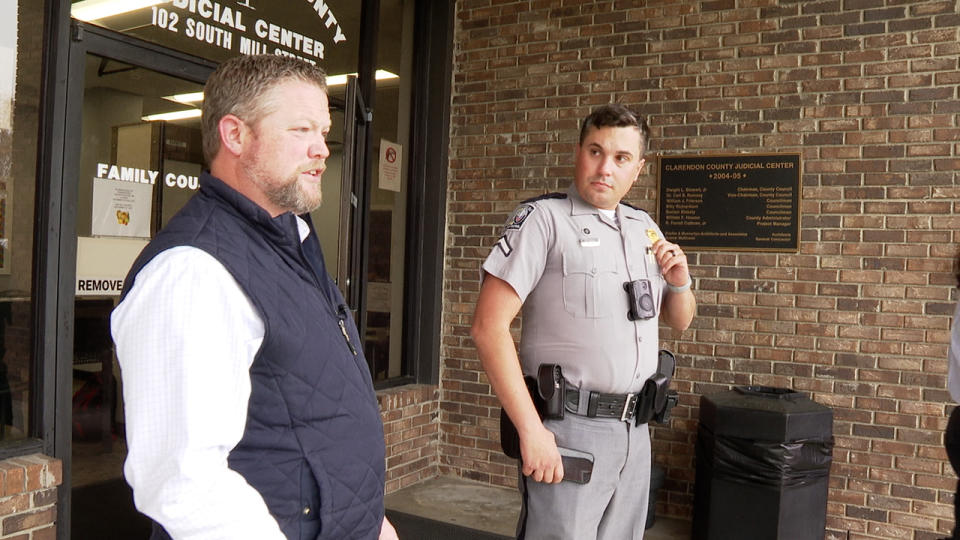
[692,386,833,540]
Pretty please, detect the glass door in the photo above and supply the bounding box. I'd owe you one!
[64,25,213,540]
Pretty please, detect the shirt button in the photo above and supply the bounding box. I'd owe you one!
[591,268,597,275]
[303,506,311,516]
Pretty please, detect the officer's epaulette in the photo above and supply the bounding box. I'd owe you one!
[521,192,567,204]
[620,201,643,211]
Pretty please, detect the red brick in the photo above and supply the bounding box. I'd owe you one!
[2,508,55,536]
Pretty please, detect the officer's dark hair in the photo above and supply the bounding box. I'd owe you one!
[578,103,651,155]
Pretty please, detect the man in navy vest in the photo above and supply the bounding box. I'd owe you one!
[112,54,397,540]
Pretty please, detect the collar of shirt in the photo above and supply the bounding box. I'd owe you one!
[295,215,310,242]
[565,183,644,229]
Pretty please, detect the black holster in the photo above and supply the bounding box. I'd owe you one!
[636,349,679,425]
[499,364,566,458]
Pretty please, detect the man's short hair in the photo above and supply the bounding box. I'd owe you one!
[578,103,650,155]
[201,54,328,164]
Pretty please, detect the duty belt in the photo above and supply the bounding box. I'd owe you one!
[564,387,645,423]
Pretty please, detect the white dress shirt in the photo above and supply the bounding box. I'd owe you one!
[111,217,311,539]
[948,300,960,403]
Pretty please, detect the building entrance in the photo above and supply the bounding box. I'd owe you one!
[63,22,360,538]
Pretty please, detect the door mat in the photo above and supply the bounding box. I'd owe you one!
[386,509,512,540]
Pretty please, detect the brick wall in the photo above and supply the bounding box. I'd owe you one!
[0,455,61,539]
[441,1,960,538]
[379,385,441,493]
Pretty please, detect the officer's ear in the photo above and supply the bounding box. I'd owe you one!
[634,157,646,181]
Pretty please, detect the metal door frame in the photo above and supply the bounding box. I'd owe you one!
[337,76,371,312]
[57,22,216,539]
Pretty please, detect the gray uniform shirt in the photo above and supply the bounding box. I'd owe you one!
[482,184,667,394]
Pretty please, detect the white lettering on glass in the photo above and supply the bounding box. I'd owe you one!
[149,0,348,61]
[96,163,160,185]
[164,173,200,190]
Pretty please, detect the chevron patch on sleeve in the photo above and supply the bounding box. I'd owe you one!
[495,235,513,257]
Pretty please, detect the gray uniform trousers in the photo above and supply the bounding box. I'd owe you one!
[517,413,651,540]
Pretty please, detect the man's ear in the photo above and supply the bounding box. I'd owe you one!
[635,157,646,181]
[218,114,246,157]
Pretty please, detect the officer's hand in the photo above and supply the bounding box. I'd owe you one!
[519,425,564,483]
[652,239,690,289]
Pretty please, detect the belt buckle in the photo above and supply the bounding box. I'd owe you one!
[620,393,638,422]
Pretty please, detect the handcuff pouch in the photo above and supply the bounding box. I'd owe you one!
[537,363,565,420]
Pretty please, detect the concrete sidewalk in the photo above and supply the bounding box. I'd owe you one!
[385,476,690,539]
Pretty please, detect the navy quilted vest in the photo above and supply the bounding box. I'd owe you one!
[122,173,386,539]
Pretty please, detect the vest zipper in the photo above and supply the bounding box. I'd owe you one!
[338,310,358,356]
[295,221,358,358]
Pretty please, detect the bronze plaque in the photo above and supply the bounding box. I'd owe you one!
[657,153,801,251]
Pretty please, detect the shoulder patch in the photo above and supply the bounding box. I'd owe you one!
[505,203,536,231]
[521,192,567,204]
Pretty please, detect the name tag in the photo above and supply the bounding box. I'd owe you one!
[579,238,599,247]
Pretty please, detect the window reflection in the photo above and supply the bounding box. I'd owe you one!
[0,0,44,443]
[365,0,412,381]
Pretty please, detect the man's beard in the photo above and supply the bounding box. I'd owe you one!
[264,173,322,215]
[243,155,323,215]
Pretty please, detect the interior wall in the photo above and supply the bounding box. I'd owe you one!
[442,2,960,538]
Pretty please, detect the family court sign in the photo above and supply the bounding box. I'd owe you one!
[73,0,350,65]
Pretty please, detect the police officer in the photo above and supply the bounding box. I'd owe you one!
[471,103,696,539]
